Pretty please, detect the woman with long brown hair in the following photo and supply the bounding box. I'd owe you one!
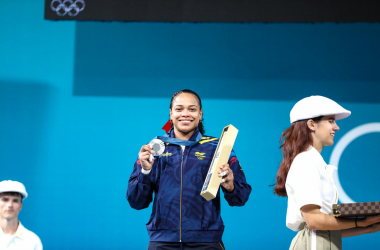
[274,96,380,250]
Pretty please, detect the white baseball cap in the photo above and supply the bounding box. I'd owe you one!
[290,96,351,123]
[0,180,28,199]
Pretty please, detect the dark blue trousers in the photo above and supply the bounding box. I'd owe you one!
[148,241,226,250]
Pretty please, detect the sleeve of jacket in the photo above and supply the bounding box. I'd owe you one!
[221,150,252,206]
[126,157,157,210]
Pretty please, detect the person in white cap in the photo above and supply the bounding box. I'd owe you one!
[0,180,42,250]
[273,96,380,250]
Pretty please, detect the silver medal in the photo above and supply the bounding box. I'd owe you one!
[148,139,165,162]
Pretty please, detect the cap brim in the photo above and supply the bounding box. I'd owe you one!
[291,111,351,123]
[1,189,28,199]
[335,111,351,121]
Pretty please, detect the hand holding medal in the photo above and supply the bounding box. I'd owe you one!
[138,139,165,171]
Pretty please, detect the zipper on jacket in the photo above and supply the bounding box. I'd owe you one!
[179,147,184,242]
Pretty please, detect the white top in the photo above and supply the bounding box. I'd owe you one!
[285,146,338,231]
[0,222,42,250]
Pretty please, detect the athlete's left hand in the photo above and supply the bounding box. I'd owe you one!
[218,164,234,192]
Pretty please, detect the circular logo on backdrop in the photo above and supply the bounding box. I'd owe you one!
[51,0,85,17]
[329,123,380,203]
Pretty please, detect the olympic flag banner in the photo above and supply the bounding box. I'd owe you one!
[44,0,380,23]
[50,0,85,17]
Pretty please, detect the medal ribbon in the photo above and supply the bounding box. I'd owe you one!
[157,132,202,147]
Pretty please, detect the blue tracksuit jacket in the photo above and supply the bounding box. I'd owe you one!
[127,128,251,242]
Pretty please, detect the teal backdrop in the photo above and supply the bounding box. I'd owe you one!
[1,1,380,249]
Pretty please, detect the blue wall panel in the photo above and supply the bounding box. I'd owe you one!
[1,1,380,249]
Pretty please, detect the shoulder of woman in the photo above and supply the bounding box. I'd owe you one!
[293,148,321,162]
[290,150,320,172]
[292,150,309,162]
[200,134,216,139]
[198,135,219,144]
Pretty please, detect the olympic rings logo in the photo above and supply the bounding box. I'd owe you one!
[329,123,380,203]
[51,0,85,17]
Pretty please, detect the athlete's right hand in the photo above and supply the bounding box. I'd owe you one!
[139,145,154,171]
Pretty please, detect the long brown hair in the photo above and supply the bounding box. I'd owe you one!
[273,117,322,197]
